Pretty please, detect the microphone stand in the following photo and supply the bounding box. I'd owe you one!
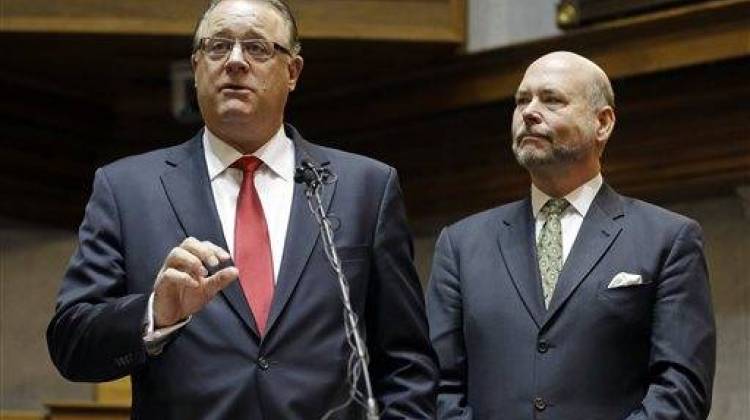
[296,161,379,420]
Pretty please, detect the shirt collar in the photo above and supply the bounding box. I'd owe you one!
[203,125,295,182]
[531,173,603,218]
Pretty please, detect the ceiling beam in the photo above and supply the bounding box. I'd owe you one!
[0,0,464,43]
[291,0,750,135]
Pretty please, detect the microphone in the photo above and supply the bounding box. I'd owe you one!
[294,159,380,420]
[293,160,316,186]
[294,159,333,190]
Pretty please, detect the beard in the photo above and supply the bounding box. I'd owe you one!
[512,128,595,169]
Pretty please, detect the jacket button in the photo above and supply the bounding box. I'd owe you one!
[537,340,549,353]
[257,357,270,370]
[534,397,547,411]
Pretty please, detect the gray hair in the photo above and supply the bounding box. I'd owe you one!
[589,75,615,110]
[192,0,301,54]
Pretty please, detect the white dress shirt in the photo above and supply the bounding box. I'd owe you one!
[204,126,295,281]
[531,173,603,264]
[144,126,295,347]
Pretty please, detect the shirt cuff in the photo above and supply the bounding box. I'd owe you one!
[143,292,190,355]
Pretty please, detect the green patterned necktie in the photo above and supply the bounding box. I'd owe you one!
[537,198,570,308]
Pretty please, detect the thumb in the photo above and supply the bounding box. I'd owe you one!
[203,266,239,295]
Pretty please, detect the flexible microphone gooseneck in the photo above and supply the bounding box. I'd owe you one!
[294,159,379,420]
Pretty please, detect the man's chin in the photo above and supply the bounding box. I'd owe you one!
[514,146,587,169]
[515,154,555,168]
[217,107,257,123]
[513,145,555,167]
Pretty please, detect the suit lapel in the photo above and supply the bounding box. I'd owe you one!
[160,132,260,338]
[497,199,546,328]
[264,125,336,336]
[543,184,624,326]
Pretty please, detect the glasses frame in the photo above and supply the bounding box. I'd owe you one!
[196,37,293,62]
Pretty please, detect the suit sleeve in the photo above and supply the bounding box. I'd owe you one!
[426,228,474,420]
[625,220,716,420]
[366,168,439,419]
[47,168,149,382]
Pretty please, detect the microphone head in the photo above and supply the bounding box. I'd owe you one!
[294,160,318,185]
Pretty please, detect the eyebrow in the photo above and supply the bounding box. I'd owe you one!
[209,28,267,39]
[516,87,568,98]
[539,88,565,96]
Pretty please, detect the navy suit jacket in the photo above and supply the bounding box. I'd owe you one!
[47,125,438,419]
[427,184,715,419]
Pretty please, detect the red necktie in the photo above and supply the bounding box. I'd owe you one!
[233,156,274,335]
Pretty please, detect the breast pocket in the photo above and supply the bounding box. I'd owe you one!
[334,245,371,312]
[333,245,371,283]
[597,276,655,325]
[336,245,370,262]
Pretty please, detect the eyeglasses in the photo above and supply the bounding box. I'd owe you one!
[196,37,292,62]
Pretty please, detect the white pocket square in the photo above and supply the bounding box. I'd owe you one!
[608,272,645,288]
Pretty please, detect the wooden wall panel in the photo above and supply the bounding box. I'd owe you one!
[329,57,750,224]
[291,0,750,135]
[0,1,747,228]
[0,0,465,43]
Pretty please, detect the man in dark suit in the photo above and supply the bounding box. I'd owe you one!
[426,51,715,419]
[47,0,437,418]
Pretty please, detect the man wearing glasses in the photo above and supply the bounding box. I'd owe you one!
[47,1,438,418]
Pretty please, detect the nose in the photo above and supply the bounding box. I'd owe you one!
[225,41,250,73]
[521,98,543,126]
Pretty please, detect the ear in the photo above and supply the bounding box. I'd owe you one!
[191,53,199,74]
[287,55,304,92]
[594,105,615,149]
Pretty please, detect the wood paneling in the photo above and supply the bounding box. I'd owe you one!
[292,0,750,135]
[0,411,44,420]
[95,378,131,405]
[0,1,747,228]
[0,0,465,43]
[45,402,129,420]
[332,57,750,224]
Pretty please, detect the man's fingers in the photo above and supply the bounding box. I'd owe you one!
[202,241,232,262]
[202,267,239,296]
[161,238,232,285]
[181,238,231,268]
[181,237,221,268]
[161,267,200,288]
[166,247,208,278]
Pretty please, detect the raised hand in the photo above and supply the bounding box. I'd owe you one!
[153,237,238,328]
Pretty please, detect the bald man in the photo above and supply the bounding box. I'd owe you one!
[426,52,716,419]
